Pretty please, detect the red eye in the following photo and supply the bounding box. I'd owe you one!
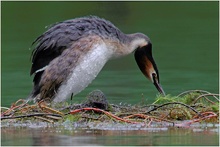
[152,73,157,78]
[152,73,157,83]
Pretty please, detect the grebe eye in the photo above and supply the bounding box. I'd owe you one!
[152,73,158,83]
[152,73,157,78]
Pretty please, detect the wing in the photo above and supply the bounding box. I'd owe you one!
[31,21,81,75]
[30,18,89,98]
[30,20,83,99]
[31,16,123,75]
[34,35,104,102]
[29,16,123,100]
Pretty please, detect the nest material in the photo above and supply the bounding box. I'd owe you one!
[1,89,219,128]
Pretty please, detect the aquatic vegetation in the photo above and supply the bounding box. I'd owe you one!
[1,90,219,129]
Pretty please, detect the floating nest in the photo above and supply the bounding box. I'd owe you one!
[1,90,219,129]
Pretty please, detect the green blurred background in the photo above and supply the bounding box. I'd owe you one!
[1,1,219,107]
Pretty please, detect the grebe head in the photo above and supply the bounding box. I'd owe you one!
[131,33,165,95]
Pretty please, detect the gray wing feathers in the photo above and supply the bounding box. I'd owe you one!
[29,16,124,99]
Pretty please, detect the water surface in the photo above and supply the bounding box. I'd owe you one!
[1,125,219,146]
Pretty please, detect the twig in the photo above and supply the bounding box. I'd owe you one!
[178,90,219,100]
[1,113,62,120]
[123,113,174,126]
[175,112,218,127]
[1,107,11,111]
[123,114,150,119]
[45,115,63,120]
[69,107,140,124]
[1,99,28,116]
[148,115,175,126]
[19,104,38,112]
[177,90,212,97]
[145,102,200,115]
[34,116,54,123]
[193,94,220,104]
[40,104,64,116]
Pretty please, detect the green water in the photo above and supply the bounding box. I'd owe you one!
[1,2,219,106]
[1,2,219,146]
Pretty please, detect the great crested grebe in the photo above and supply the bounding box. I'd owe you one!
[28,16,165,103]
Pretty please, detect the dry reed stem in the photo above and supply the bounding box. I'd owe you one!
[34,116,54,123]
[178,90,212,97]
[1,113,63,120]
[175,111,218,127]
[145,102,199,115]
[69,107,140,124]
[39,104,64,116]
[192,94,220,104]
[1,99,28,116]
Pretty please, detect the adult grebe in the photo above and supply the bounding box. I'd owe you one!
[28,16,165,103]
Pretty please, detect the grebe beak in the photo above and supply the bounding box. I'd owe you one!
[152,73,165,96]
[134,42,165,96]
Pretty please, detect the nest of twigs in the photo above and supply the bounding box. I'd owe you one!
[1,90,219,128]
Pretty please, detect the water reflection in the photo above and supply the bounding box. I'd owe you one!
[1,126,219,146]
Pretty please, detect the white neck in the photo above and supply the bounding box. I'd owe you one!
[129,38,148,52]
